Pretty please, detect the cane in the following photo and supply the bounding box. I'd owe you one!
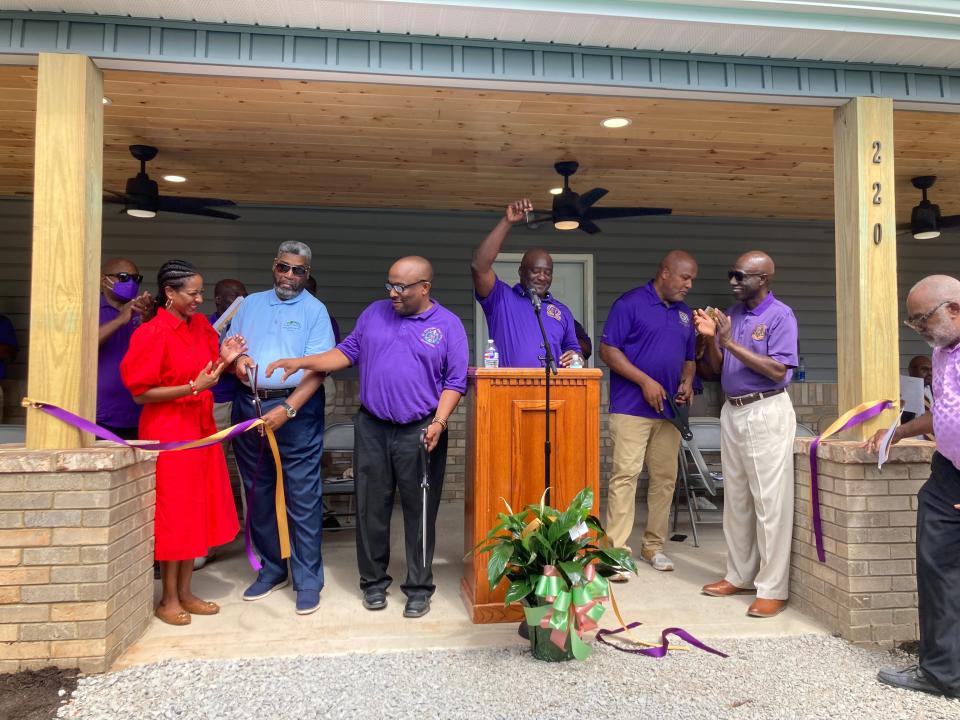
[418,429,430,569]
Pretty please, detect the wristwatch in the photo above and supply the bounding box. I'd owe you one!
[280,401,297,419]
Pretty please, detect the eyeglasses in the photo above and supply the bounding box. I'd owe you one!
[728,270,766,282]
[106,272,143,284]
[274,262,309,278]
[385,279,429,294]
[904,300,952,332]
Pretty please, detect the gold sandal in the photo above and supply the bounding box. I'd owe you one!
[181,598,220,615]
[155,606,191,626]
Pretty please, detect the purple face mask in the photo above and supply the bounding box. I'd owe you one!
[112,279,140,302]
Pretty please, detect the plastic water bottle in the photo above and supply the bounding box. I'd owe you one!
[569,353,583,369]
[483,339,500,368]
[796,357,806,383]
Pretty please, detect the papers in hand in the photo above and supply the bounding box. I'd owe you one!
[213,296,244,335]
[877,410,904,471]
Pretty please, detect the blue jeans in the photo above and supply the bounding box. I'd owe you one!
[232,388,325,592]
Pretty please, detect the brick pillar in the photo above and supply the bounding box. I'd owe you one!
[0,446,155,673]
[792,438,932,645]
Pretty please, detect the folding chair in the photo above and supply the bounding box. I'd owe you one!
[321,423,356,527]
[672,417,723,547]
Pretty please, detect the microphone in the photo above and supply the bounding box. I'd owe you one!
[525,285,542,309]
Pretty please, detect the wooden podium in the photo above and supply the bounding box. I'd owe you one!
[460,367,602,623]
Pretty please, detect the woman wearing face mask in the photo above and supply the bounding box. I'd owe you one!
[120,260,246,626]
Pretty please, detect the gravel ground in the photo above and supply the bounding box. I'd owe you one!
[58,635,958,720]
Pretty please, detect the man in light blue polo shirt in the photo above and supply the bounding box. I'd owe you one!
[227,241,335,616]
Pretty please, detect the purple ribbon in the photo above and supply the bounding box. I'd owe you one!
[596,622,728,658]
[808,400,893,562]
[27,401,259,451]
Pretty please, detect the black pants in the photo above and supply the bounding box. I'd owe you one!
[918,452,960,697]
[354,407,447,600]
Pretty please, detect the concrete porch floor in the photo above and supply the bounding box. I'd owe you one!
[114,501,827,670]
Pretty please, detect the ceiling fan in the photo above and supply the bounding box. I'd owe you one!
[899,176,960,240]
[105,145,239,220]
[524,161,671,234]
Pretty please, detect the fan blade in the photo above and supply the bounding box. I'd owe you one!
[166,206,240,220]
[578,188,609,208]
[578,219,601,234]
[103,189,128,204]
[521,212,554,227]
[584,206,672,220]
[939,214,960,230]
[159,196,236,209]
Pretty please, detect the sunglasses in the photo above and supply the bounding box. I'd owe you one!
[904,300,952,332]
[274,261,309,278]
[106,272,143,284]
[728,270,766,282]
[385,279,429,294]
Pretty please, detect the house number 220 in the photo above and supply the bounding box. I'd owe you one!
[871,140,882,244]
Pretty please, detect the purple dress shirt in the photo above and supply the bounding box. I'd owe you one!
[720,292,799,397]
[0,314,17,380]
[97,294,142,428]
[477,278,580,368]
[337,299,468,424]
[207,311,240,404]
[932,342,960,469]
[602,282,696,419]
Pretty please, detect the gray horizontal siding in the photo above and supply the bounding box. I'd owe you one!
[0,199,950,385]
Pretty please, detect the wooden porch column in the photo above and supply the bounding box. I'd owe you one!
[26,53,103,449]
[833,97,898,440]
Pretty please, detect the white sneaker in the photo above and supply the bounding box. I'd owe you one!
[608,571,631,583]
[643,552,675,572]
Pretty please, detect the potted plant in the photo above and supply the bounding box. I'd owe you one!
[475,487,637,661]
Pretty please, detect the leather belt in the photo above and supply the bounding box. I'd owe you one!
[726,387,786,407]
[241,385,294,400]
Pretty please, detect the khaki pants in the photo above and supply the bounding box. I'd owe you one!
[720,391,795,600]
[605,413,681,558]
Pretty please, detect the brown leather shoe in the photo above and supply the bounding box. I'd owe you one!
[701,579,753,597]
[747,598,787,617]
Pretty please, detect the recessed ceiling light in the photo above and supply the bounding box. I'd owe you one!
[549,187,563,195]
[102,97,112,105]
[601,117,631,128]
[162,175,187,183]
[125,208,156,219]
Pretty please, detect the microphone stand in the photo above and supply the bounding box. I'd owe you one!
[529,288,558,505]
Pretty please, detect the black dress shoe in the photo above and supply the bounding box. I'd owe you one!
[517,620,529,639]
[362,590,387,611]
[403,597,430,618]
[877,666,944,696]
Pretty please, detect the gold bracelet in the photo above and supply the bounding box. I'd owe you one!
[431,416,447,430]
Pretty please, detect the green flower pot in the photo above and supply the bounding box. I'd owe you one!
[523,598,575,662]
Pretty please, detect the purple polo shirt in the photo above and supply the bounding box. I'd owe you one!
[602,282,696,419]
[97,295,142,428]
[932,342,960,469]
[477,278,579,368]
[337,299,468,424]
[721,292,798,397]
[207,311,240,404]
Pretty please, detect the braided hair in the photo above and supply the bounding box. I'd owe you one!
[153,259,199,318]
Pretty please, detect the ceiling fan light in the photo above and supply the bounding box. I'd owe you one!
[125,208,156,219]
[913,230,941,240]
[554,219,580,231]
[549,187,563,195]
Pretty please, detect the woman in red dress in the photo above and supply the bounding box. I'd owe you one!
[121,260,243,626]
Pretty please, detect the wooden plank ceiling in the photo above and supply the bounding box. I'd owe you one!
[0,64,958,222]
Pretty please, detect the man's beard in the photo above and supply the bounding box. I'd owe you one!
[275,284,301,301]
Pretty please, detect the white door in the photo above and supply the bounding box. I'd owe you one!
[473,253,595,366]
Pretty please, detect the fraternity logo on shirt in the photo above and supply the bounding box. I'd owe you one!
[282,320,302,332]
[678,311,690,327]
[752,323,767,341]
[546,304,563,322]
[421,327,443,345]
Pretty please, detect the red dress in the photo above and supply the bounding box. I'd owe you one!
[121,308,240,561]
